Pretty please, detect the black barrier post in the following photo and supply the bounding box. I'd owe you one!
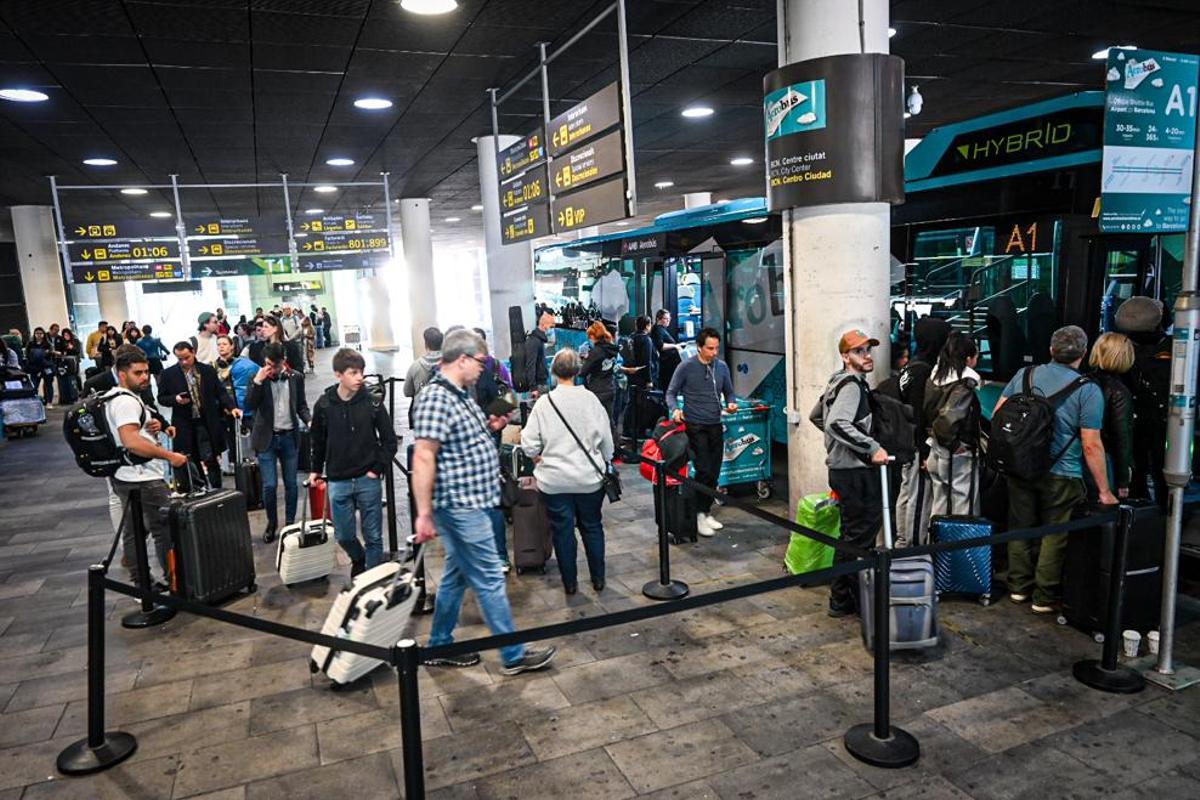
[1073,504,1146,694]
[57,565,138,775]
[385,461,399,555]
[642,460,689,601]
[120,489,175,629]
[396,638,426,799]
[844,549,920,768]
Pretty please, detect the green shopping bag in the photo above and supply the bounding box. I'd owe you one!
[784,493,841,575]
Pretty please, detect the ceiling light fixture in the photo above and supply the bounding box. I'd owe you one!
[905,85,923,116]
[681,105,713,118]
[0,88,49,102]
[305,208,324,214]
[615,221,629,226]
[654,180,674,189]
[149,211,173,218]
[1092,44,1138,60]
[471,204,483,211]
[400,0,458,14]
[444,216,461,222]
[743,217,768,224]
[354,97,393,110]
[120,188,147,195]
[325,157,355,166]
[729,157,753,166]
[313,185,338,193]
[83,157,117,166]
[888,27,896,38]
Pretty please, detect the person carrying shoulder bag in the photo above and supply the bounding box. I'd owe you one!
[521,348,615,595]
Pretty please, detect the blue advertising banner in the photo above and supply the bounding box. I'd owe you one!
[1100,47,1198,233]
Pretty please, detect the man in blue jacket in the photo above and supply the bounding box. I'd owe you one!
[667,327,737,536]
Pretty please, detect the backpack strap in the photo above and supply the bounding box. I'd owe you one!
[1021,365,1035,395]
[1046,374,1092,406]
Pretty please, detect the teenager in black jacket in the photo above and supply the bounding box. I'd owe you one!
[308,348,398,576]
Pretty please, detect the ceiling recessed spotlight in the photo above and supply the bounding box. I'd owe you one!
[305,208,324,215]
[729,157,753,166]
[681,105,713,118]
[654,180,675,189]
[120,188,148,195]
[0,88,49,102]
[354,96,393,110]
[1092,44,1137,60]
[444,216,461,222]
[149,211,173,218]
[313,185,338,193]
[888,27,896,38]
[400,0,458,13]
[471,204,483,211]
[325,157,354,166]
[83,157,117,166]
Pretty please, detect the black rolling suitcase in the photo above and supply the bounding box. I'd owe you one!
[1062,500,1164,638]
[297,428,312,473]
[653,483,698,544]
[232,429,263,510]
[512,481,553,573]
[167,487,256,604]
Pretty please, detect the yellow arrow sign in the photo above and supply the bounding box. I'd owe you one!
[74,227,86,236]
[194,224,205,233]
[81,250,91,260]
[84,271,94,282]
[302,241,312,251]
[199,245,209,255]
[300,222,310,231]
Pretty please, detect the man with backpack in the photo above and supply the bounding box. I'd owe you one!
[894,317,950,545]
[991,325,1115,613]
[77,346,188,586]
[1114,297,1171,506]
[404,326,443,425]
[812,329,891,617]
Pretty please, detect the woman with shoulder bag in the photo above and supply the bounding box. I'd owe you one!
[521,348,615,595]
[923,332,983,519]
[1087,332,1135,501]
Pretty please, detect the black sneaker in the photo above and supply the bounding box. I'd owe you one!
[827,604,856,619]
[261,524,277,544]
[350,559,366,578]
[425,652,481,668]
[501,646,557,676]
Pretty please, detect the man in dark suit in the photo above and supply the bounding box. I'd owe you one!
[158,340,240,490]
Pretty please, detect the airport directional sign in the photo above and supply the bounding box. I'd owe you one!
[296,252,381,273]
[548,83,621,158]
[65,217,177,241]
[551,128,624,195]
[296,211,385,234]
[187,234,290,259]
[185,215,286,238]
[497,131,546,180]
[552,176,627,233]
[68,239,179,264]
[297,231,390,253]
[500,164,549,212]
[71,260,183,284]
[501,203,551,244]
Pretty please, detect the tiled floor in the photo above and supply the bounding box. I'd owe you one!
[2,350,1199,799]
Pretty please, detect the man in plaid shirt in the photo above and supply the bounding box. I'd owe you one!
[412,328,556,675]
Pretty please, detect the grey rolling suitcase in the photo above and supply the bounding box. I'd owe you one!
[167,487,257,604]
[861,463,939,651]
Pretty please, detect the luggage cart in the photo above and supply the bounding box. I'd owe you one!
[1,374,47,438]
[718,399,772,499]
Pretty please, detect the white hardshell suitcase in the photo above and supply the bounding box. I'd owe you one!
[309,558,420,685]
[276,481,337,585]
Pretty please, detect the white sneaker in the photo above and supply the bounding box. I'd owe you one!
[705,514,724,530]
[696,514,716,537]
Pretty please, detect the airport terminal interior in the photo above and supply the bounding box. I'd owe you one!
[2,0,1200,798]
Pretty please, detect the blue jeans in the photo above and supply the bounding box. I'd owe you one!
[328,475,384,568]
[430,507,524,665]
[489,507,508,564]
[541,489,606,588]
[257,430,299,527]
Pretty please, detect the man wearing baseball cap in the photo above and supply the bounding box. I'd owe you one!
[193,311,220,366]
[811,328,889,617]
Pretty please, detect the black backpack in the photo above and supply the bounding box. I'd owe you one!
[63,390,151,477]
[810,375,917,464]
[987,366,1090,481]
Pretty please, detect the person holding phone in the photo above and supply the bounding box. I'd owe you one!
[245,343,311,542]
[157,340,241,491]
[308,348,397,576]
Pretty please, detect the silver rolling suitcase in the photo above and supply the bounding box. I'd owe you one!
[310,555,421,685]
[276,480,337,586]
[860,463,939,651]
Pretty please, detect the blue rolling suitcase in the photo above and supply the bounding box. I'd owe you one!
[928,451,993,605]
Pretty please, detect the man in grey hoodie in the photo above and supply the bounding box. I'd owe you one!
[815,329,890,617]
[404,327,443,426]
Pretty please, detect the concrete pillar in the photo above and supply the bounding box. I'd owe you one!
[476,135,534,360]
[11,206,70,329]
[96,283,130,328]
[400,198,436,356]
[684,192,712,209]
[779,0,893,510]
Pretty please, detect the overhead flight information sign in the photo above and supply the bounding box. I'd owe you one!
[551,128,624,194]
[548,82,621,157]
[71,261,183,284]
[187,235,290,259]
[298,231,390,253]
[502,203,551,244]
[497,132,546,179]
[65,217,176,241]
[68,239,179,263]
[552,177,627,234]
[500,165,548,212]
[1100,47,1199,233]
[296,212,383,233]
[296,252,382,273]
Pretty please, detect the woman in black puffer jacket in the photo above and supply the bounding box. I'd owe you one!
[580,320,619,447]
[1087,332,1135,500]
